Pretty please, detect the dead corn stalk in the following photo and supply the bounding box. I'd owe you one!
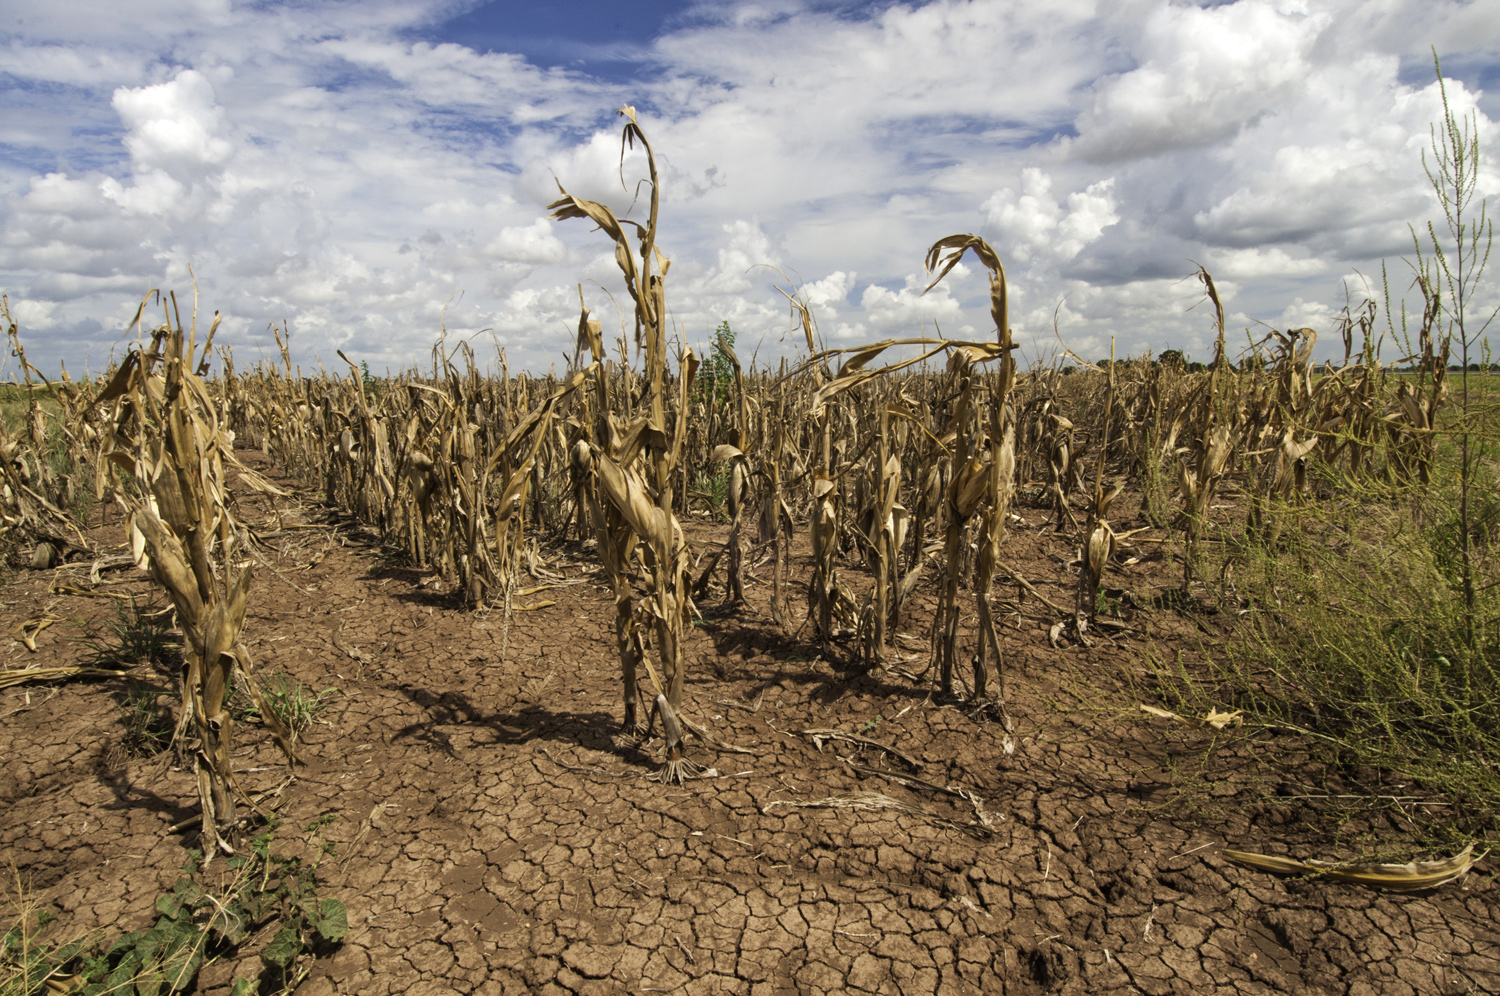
[924,235,1018,714]
[94,288,295,858]
[550,108,703,783]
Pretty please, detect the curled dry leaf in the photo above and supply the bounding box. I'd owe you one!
[15,613,61,652]
[1139,703,1244,730]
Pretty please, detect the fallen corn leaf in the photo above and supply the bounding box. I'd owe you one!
[0,665,137,688]
[1223,844,1480,892]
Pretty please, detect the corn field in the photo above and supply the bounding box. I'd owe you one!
[1,110,1495,847]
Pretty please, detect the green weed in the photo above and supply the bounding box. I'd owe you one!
[76,598,178,676]
[1,818,347,996]
[1157,496,1500,846]
[691,465,732,521]
[257,674,338,739]
[117,682,175,758]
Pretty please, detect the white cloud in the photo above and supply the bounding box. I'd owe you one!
[1068,0,1329,162]
[113,70,235,177]
[0,0,1495,374]
[100,170,187,217]
[1272,296,1338,333]
[1204,246,1328,280]
[15,173,110,219]
[803,270,857,314]
[859,272,967,337]
[8,299,57,330]
[1192,65,1495,258]
[483,219,567,264]
[982,169,1119,263]
[0,43,149,87]
[695,219,780,295]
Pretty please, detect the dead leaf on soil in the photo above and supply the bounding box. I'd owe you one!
[515,580,587,597]
[1139,703,1243,730]
[0,665,139,688]
[1222,844,1481,891]
[798,728,922,770]
[49,582,131,601]
[15,612,62,652]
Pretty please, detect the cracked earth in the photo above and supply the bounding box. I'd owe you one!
[2,449,1496,995]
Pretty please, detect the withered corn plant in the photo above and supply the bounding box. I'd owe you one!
[228,321,581,608]
[0,298,94,566]
[923,235,1017,712]
[802,336,965,658]
[1073,343,1122,642]
[1175,267,1236,588]
[93,290,294,858]
[755,369,794,629]
[549,108,704,783]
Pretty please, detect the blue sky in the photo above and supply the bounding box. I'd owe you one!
[426,0,698,78]
[1,0,1497,376]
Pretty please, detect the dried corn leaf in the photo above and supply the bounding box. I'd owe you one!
[1223,844,1478,892]
[0,665,139,688]
[50,583,131,601]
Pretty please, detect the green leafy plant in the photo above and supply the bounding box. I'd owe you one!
[707,320,736,404]
[1153,498,1499,846]
[247,815,348,991]
[690,465,732,521]
[2,818,347,996]
[1413,52,1498,649]
[691,320,737,411]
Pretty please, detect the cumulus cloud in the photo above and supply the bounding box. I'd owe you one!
[483,219,567,264]
[695,219,780,295]
[982,169,1119,264]
[803,270,856,313]
[1271,296,1339,334]
[1191,65,1494,259]
[1069,0,1328,162]
[1203,246,1328,280]
[8,298,57,330]
[113,71,234,177]
[0,0,1496,374]
[859,272,967,337]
